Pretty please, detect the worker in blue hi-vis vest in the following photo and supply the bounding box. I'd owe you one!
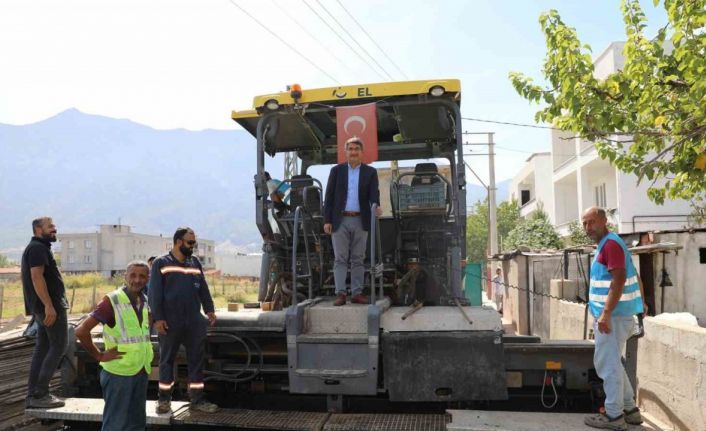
[581,207,648,431]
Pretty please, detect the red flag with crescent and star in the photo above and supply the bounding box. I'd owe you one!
[336,103,378,164]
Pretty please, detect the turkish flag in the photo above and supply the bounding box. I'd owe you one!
[336,103,378,164]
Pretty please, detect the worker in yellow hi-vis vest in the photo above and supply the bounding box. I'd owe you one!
[75,261,153,431]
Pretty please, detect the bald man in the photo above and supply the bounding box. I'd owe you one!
[582,207,646,430]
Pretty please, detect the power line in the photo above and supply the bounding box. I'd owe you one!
[229,0,340,84]
[462,116,559,130]
[271,0,349,70]
[301,0,387,81]
[334,0,409,80]
[314,0,395,80]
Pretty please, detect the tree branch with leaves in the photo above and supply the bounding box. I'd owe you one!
[510,0,706,216]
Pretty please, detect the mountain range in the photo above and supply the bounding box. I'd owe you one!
[0,109,508,260]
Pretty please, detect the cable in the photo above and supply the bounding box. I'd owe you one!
[228,0,340,84]
[204,332,263,383]
[334,0,409,80]
[301,0,387,81]
[541,370,559,409]
[462,116,559,130]
[271,0,349,70]
[314,0,395,80]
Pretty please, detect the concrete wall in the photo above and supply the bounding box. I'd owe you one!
[637,316,706,431]
[651,231,706,325]
[615,170,694,233]
[547,280,589,340]
[497,256,529,335]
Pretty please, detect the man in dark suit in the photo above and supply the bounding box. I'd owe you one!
[324,137,382,306]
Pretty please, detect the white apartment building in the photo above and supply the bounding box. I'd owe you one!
[510,152,553,222]
[512,42,697,236]
[59,224,216,275]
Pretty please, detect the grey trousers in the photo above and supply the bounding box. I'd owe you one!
[332,216,368,296]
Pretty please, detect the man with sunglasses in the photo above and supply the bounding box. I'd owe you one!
[149,227,218,414]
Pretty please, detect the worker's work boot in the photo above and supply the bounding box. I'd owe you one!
[584,413,627,430]
[189,389,219,413]
[156,390,172,414]
[351,293,369,304]
[27,393,65,409]
[623,407,643,425]
[333,293,346,306]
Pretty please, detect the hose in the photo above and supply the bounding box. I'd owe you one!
[203,333,263,383]
[540,370,559,409]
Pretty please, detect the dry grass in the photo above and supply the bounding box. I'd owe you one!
[0,273,259,320]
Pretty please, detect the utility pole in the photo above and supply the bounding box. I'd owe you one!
[487,133,498,256]
[462,132,498,256]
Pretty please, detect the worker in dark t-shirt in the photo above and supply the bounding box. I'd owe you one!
[21,216,69,408]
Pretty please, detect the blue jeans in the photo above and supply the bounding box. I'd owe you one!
[332,216,368,296]
[593,315,637,418]
[28,310,68,398]
[100,369,148,431]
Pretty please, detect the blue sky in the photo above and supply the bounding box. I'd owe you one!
[0,0,667,183]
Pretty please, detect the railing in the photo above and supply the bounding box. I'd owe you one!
[290,205,323,306]
[369,203,384,303]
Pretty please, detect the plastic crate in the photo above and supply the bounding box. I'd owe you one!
[397,182,446,212]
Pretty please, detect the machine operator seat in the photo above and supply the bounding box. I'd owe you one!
[411,163,441,186]
[289,174,323,233]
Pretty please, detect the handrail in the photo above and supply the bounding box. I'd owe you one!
[303,184,325,289]
[370,203,383,303]
[291,206,319,306]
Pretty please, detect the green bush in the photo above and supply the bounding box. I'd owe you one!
[504,211,563,250]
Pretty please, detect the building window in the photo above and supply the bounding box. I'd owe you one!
[520,190,531,206]
[84,255,91,264]
[208,246,212,252]
[208,257,212,264]
[595,183,607,208]
[84,240,92,249]
[68,255,76,264]
[700,248,706,264]
[68,240,75,249]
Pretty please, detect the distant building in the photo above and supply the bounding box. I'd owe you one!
[511,42,698,236]
[58,224,215,275]
[215,252,262,277]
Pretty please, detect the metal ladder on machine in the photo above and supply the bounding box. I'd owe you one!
[284,203,386,412]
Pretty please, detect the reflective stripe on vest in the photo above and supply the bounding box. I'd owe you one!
[588,232,644,317]
[101,288,153,376]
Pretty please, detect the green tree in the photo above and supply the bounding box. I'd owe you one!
[565,219,618,247]
[510,0,706,214]
[504,209,563,250]
[566,220,593,247]
[0,254,13,268]
[466,198,521,262]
